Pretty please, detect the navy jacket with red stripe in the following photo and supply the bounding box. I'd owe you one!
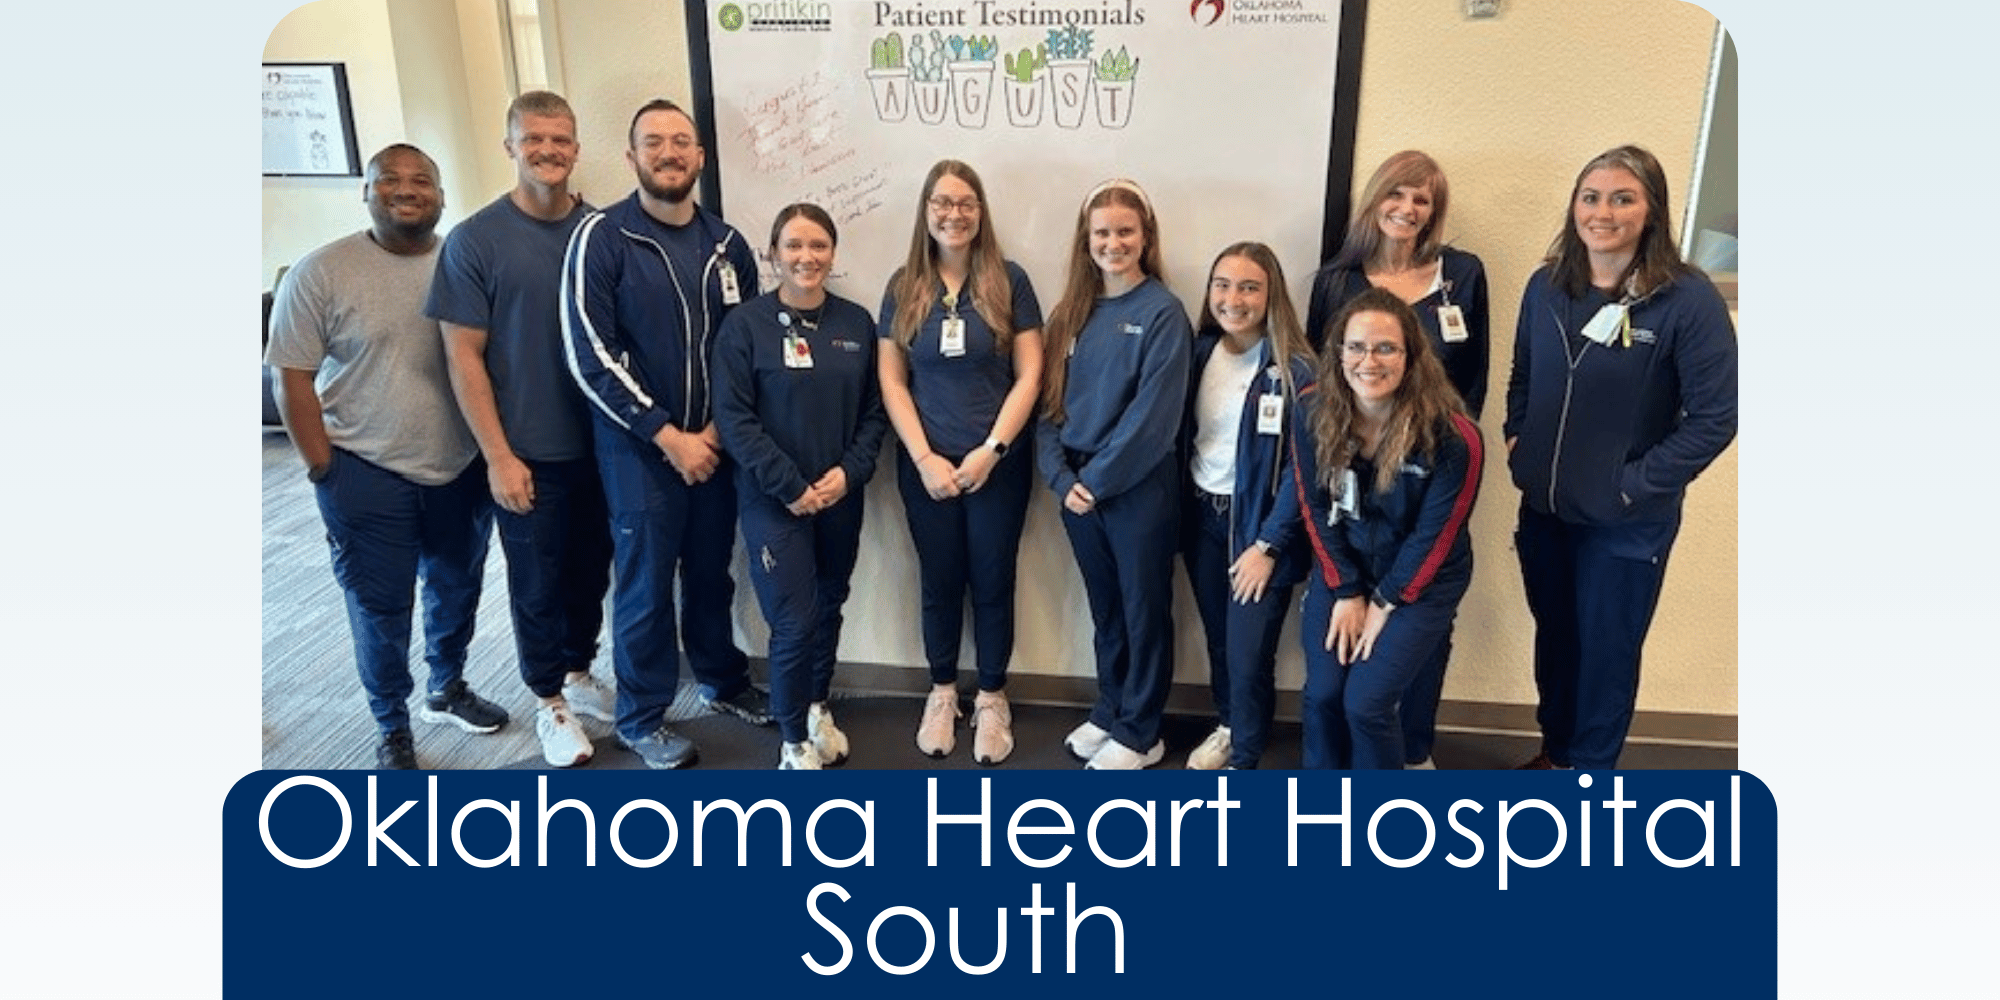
[1288,387,1483,606]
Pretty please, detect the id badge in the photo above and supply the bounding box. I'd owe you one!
[1580,302,1626,346]
[1332,467,1360,523]
[719,264,742,306]
[940,316,966,357]
[1256,392,1283,435]
[1438,304,1468,343]
[783,333,814,369]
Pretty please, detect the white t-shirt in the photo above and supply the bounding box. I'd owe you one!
[1190,340,1262,495]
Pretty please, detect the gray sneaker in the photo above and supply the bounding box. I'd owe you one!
[536,703,595,768]
[704,684,774,726]
[618,725,698,770]
[561,672,615,723]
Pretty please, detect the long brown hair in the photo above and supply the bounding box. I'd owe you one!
[1331,150,1449,272]
[1196,241,1312,400]
[887,160,1017,353]
[1311,286,1464,494]
[1039,180,1165,424]
[1545,144,1692,300]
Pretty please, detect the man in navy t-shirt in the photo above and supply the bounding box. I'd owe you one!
[427,91,612,769]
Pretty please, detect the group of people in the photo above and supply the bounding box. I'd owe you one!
[269,87,1737,774]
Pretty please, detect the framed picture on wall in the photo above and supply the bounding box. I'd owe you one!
[262,62,362,177]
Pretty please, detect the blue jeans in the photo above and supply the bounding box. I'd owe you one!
[1183,490,1294,768]
[1060,457,1178,753]
[1516,503,1679,770]
[312,448,493,733]
[493,456,611,700]
[595,427,749,742]
[1300,573,1467,770]
[895,443,1031,691]
[740,488,865,743]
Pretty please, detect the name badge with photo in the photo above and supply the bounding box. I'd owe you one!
[940,316,966,357]
[1438,304,1468,343]
[783,333,814,369]
[719,264,741,306]
[1256,392,1283,435]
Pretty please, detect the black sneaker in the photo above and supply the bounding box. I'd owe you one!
[704,684,774,726]
[376,728,418,769]
[418,679,509,734]
[618,725,699,770]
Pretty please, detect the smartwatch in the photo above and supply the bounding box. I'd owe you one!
[985,437,1009,457]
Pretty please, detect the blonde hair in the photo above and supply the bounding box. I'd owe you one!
[1334,150,1449,272]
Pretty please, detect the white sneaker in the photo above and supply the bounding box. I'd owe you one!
[1086,738,1165,770]
[1065,720,1111,761]
[808,702,849,766]
[535,703,594,767]
[779,740,822,770]
[969,690,1014,766]
[561,672,615,722]
[1405,757,1436,770]
[1187,725,1232,770]
[916,686,960,758]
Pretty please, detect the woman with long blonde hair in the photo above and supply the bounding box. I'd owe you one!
[1033,179,1191,770]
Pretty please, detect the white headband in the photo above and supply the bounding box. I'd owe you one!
[1084,177,1153,219]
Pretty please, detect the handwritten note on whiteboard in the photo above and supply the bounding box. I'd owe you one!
[262,63,361,177]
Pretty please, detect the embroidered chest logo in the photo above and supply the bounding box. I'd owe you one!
[1120,322,1144,335]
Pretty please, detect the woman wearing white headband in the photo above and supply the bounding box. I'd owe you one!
[1035,179,1192,769]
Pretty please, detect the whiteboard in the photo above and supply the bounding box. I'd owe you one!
[689,0,1360,685]
[262,63,363,177]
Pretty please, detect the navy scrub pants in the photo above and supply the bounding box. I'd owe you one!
[1060,457,1178,754]
[894,442,1031,691]
[1515,502,1679,770]
[493,455,612,701]
[312,447,493,733]
[1183,488,1295,769]
[1399,631,1453,764]
[1299,572,1467,770]
[595,426,752,743]
[740,487,865,744]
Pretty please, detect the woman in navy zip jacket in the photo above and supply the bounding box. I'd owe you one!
[1180,242,1315,771]
[879,161,1044,766]
[1505,145,1736,772]
[1034,179,1192,770]
[1303,150,1489,768]
[713,203,889,770]
[1291,287,1483,770]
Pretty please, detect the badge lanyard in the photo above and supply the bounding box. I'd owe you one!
[939,287,966,357]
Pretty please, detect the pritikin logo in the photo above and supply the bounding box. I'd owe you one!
[725,1,835,32]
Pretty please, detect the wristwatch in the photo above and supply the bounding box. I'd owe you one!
[1370,594,1396,612]
[1253,539,1276,556]
[985,437,1009,457]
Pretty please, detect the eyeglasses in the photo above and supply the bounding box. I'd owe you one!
[928,196,982,216]
[1341,341,1404,359]
[649,135,699,152]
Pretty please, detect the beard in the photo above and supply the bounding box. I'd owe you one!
[637,164,696,205]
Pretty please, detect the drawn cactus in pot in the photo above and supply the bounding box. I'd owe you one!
[865,33,909,122]
[947,33,999,129]
[1092,45,1140,129]
[1002,42,1047,127]
[1044,26,1094,129]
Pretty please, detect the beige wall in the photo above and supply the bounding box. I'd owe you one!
[261,0,1736,718]
[1345,0,1735,715]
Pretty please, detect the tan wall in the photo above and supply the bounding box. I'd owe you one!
[1344,0,1735,715]
[261,0,1736,717]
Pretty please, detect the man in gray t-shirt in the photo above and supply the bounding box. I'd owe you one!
[266,144,509,770]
